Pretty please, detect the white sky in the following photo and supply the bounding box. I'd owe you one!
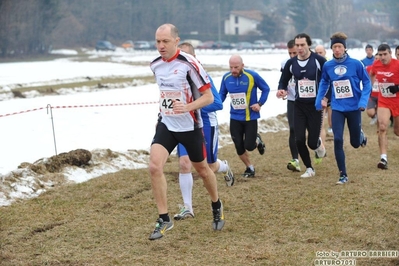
[0,47,366,206]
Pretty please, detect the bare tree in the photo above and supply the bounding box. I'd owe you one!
[288,0,348,40]
[0,0,61,57]
[305,0,341,39]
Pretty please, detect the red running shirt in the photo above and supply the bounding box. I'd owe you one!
[369,58,399,104]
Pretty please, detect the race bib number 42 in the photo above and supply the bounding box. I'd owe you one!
[230,92,248,110]
[298,79,316,98]
[160,90,183,115]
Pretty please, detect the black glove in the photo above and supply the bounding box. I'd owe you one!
[387,85,399,94]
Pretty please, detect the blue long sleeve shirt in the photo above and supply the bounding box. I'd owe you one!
[361,56,375,67]
[219,69,270,121]
[315,54,372,112]
[201,76,223,127]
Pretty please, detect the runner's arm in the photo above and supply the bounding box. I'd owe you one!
[358,63,372,109]
[315,68,330,110]
[202,77,223,112]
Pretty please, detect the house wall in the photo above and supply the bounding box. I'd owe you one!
[357,11,391,29]
[224,14,260,35]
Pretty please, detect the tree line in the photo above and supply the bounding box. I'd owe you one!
[0,0,397,58]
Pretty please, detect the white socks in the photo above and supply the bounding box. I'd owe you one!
[178,173,193,212]
[217,159,228,172]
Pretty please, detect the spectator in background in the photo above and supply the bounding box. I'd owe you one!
[219,54,270,178]
[361,44,375,67]
[395,45,399,60]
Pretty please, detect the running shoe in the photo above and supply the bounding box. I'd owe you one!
[223,160,234,186]
[300,167,315,178]
[315,139,326,164]
[369,116,377,125]
[148,218,174,240]
[256,133,266,155]
[377,158,388,170]
[242,167,255,178]
[173,205,194,220]
[212,200,225,230]
[336,174,348,185]
[287,159,301,172]
[360,129,367,147]
[327,127,333,135]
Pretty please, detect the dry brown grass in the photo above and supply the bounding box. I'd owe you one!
[3,64,227,98]
[1,113,399,266]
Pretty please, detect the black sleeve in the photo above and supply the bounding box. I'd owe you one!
[278,58,293,90]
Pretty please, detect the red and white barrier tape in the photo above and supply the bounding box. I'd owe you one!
[0,101,159,118]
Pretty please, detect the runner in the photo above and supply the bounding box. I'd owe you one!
[219,54,270,178]
[361,44,375,67]
[366,52,379,126]
[276,33,327,178]
[368,44,399,169]
[315,44,333,138]
[316,32,371,184]
[173,42,234,221]
[148,24,225,240]
[277,40,300,172]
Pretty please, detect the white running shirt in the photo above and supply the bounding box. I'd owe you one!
[150,50,211,132]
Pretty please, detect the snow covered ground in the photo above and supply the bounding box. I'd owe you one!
[0,47,366,206]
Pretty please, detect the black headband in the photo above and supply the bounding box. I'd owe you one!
[330,38,346,49]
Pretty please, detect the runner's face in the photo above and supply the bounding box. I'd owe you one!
[288,47,297,58]
[332,43,345,58]
[229,61,244,77]
[179,45,191,56]
[366,48,373,57]
[295,38,309,58]
[155,28,179,60]
[378,50,392,65]
[315,47,326,57]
